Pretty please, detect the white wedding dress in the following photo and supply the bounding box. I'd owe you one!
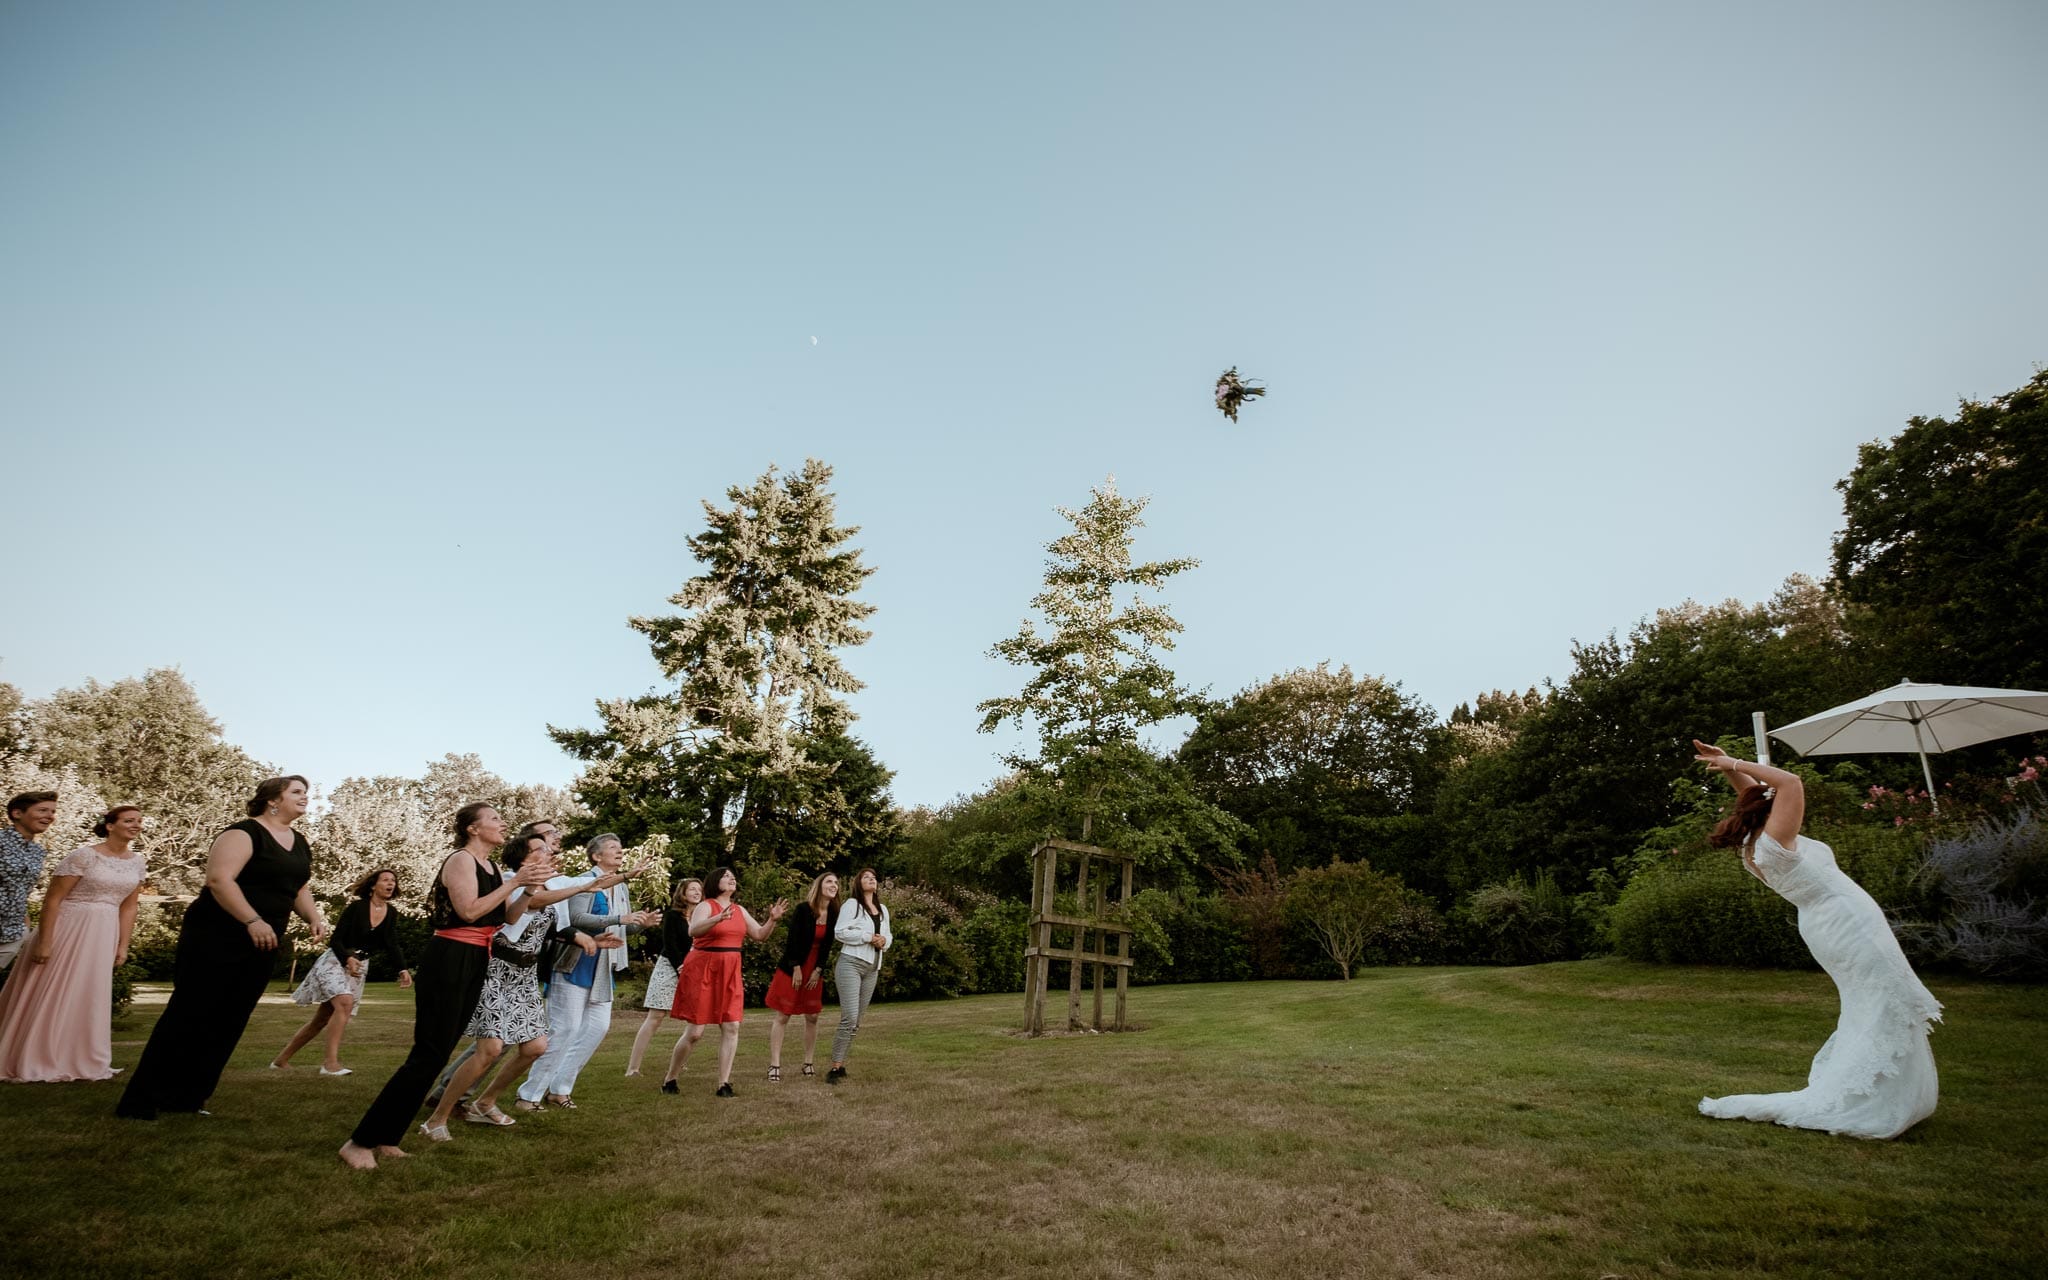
[1698,832,1942,1140]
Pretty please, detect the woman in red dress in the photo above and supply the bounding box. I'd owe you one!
[763,872,838,1083]
[663,867,786,1097]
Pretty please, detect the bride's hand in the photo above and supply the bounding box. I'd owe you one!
[1692,740,1738,770]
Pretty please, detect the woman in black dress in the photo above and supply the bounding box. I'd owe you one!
[270,867,412,1075]
[116,776,326,1119]
[339,803,551,1171]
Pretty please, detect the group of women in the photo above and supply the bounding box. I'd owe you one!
[0,776,899,1168]
[2,742,1946,1147]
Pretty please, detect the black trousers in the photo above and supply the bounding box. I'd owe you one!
[116,904,275,1119]
[350,935,489,1148]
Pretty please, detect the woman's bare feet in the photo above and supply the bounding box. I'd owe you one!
[338,1141,377,1171]
[372,1145,408,1160]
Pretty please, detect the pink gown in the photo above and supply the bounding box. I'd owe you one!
[0,846,147,1082]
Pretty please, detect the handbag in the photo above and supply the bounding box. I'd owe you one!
[490,937,541,968]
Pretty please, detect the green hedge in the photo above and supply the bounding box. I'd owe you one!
[1608,821,1926,968]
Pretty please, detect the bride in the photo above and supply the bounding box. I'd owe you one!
[1692,740,1941,1139]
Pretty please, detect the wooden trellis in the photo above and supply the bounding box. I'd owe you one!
[1023,838,1134,1035]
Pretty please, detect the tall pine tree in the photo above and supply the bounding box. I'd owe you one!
[976,478,1242,879]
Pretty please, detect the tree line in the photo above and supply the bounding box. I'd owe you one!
[5,369,2043,986]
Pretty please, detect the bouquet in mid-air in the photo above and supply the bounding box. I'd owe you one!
[1214,367,1266,423]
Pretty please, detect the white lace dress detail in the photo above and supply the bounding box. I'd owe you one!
[1699,832,1942,1139]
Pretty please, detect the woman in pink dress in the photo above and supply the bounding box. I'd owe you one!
[0,805,149,1082]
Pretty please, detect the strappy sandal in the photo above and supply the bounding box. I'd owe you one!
[418,1122,452,1143]
[767,1065,783,1083]
[546,1094,577,1109]
[800,1062,816,1078]
[463,1102,515,1127]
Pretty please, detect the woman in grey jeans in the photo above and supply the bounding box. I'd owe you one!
[826,868,890,1084]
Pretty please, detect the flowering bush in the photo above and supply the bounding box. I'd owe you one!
[1862,784,1935,828]
[1898,805,2048,977]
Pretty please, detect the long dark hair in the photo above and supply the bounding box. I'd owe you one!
[852,866,884,918]
[351,867,400,899]
[246,775,309,818]
[705,866,738,902]
[1707,784,1775,850]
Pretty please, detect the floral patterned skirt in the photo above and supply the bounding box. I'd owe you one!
[291,951,366,1016]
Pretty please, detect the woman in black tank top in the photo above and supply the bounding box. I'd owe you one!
[342,802,549,1170]
[118,777,324,1120]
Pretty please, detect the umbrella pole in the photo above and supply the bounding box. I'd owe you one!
[1910,713,1940,815]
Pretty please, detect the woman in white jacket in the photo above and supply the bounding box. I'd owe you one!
[826,868,890,1084]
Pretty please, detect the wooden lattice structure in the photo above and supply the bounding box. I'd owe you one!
[1023,838,1134,1035]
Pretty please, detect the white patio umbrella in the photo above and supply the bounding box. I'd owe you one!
[1768,680,2048,813]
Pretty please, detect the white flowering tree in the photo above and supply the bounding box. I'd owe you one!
[556,458,876,857]
[16,669,267,894]
[313,756,585,901]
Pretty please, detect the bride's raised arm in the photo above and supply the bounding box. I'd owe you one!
[1694,740,1805,846]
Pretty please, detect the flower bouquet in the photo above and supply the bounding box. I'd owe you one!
[1214,367,1265,423]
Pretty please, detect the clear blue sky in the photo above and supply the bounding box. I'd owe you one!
[4,2,2044,809]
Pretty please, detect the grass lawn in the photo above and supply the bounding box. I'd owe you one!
[4,959,2043,1279]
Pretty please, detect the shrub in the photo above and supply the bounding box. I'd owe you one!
[952,892,1029,994]
[1283,861,1418,979]
[1609,848,1808,968]
[1460,872,1575,966]
[111,963,142,1017]
[125,900,186,980]
[1899,806,2048,977]
[871,880,972,1002]
[1611,815,1932,969]
[1217,855,1294,978]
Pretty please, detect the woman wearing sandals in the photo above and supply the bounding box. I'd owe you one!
[338,804,550,1170]
[826,868,890,1085]
[661,867,786,1098]
[417,831,617,1137]
[271,868,411,1076]
[625,877,701,1078]
[764,871,839,1084]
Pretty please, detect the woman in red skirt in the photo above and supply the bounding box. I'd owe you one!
[764,872,839,1083]
[663,867,786,1097]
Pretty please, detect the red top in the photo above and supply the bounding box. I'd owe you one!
[695,900,749,948]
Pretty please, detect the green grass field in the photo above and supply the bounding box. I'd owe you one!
[4,960,2043,1279]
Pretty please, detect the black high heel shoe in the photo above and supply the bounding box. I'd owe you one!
[660,1079,678,1095]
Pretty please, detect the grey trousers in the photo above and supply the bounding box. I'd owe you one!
[830,954,879,1065]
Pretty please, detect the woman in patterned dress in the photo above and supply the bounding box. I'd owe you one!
[661,867,786,1098]
[625,877,700,1078]
[0,805,149,1082]
[418,832,589,1137]
[270,868,411,1075]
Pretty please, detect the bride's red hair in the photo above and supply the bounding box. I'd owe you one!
[1708,784,1775,849]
